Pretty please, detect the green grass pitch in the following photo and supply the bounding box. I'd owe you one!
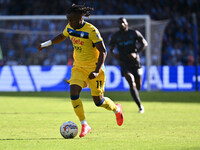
[0,91,200,150]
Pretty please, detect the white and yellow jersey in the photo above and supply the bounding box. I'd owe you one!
[63,21,103,67]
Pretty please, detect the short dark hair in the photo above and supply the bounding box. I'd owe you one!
[66,4,94,17]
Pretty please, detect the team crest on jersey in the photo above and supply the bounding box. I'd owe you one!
[67,28,89,39]
[80,32,84,38]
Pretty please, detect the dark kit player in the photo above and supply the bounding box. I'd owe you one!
[109,17,148,113]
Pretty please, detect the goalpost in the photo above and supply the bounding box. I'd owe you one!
[0,15,153,90]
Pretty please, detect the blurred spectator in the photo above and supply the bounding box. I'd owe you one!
[0,0,199,66]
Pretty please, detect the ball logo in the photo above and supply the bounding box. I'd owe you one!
[64,125,70,132]
[64,124,77,132]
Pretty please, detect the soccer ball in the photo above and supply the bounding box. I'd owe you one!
[60,121,78,139]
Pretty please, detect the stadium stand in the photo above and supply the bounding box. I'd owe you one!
[0,0,199,66]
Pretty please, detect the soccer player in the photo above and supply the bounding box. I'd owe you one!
[109,17,148,113]
[38,4,124,138]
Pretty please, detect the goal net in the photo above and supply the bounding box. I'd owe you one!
[0,15,168,91]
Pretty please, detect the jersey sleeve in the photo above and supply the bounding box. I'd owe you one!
[89,27,103,44]
[62,25,69,37]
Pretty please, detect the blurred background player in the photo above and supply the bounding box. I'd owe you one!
[37,4,124,138]
[109,17,148,113]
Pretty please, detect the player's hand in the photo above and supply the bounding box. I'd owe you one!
[128,53,137,59]
[88,71,99,79]
[37,45,46,52]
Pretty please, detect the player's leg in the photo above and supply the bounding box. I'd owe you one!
[92,95,124,126]
[135,68,143,91]
[70,84,91,138]
[124,72,144,113]
[135,68,144,113]
[135,75,142,90]
[92,95,117,111]
[69,67,91,137]
[89,69,124,126]
[134,75,144,113]
[70,84,85,122]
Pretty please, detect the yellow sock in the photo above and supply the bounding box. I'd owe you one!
[71,98,85,121]
[99,97,117,111]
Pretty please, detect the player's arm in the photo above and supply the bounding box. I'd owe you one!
[135,30,148,52]
[129,30,148,59]
[38,34,67,52]
[109,35,119,60]
[109,45,119,60]
[88,41,107,80]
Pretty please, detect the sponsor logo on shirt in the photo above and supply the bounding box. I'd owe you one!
[70,37,84,45]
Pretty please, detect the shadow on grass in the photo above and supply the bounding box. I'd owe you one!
[0,138,70,141]
[0,91,200,103]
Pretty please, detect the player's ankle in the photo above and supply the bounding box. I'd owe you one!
[81,119,88,125]
[114,105,120,114]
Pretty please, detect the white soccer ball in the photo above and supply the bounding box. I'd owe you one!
[60,121,78,139]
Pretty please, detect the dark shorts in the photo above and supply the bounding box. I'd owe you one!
[120,63,142,78]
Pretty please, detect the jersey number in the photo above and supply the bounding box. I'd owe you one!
[96,80,102,89]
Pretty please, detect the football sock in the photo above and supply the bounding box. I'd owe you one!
[114,106,120,114]
[130,87,142,108]
[81,119,88,125]
[97,97,118,111]
[71,96,85,122]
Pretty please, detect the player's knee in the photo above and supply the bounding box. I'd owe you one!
[129,82,136,89]
[92,96,104,107]
[125,73,134,83]
[95,98,105,107]
[135,80,142,90]
[70,85,81,96]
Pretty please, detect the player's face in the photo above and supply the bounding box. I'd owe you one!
[118,18,128,31]
[67,13,82,29]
